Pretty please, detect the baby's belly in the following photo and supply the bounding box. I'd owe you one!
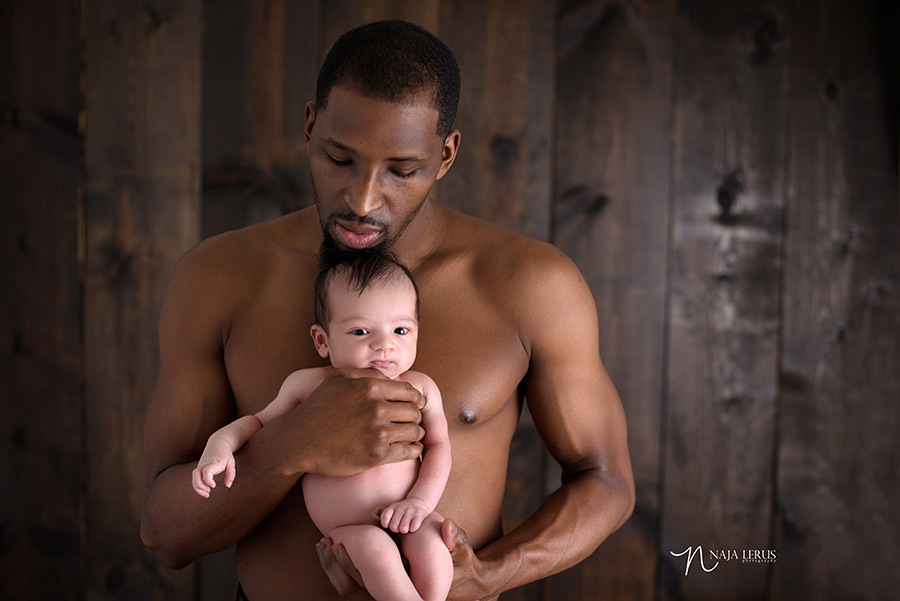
[302,459,419,535]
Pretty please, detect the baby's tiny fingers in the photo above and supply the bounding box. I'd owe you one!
[409,514,424,533]
[202,470,218,488]
[380,507,394,529]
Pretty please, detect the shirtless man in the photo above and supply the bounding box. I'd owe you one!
[141,20,634,601]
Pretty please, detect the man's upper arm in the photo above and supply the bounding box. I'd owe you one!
[519,249,633,487]
[143,245,237,485]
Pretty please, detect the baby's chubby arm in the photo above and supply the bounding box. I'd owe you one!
[379,372,451,534]
[191,367,329,498]
[192,414,262,497]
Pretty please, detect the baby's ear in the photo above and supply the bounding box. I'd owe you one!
[310,324,330,358]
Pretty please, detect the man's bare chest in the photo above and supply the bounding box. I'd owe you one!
[223,282,530,426]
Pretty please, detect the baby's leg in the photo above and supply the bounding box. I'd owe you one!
[400,512,453,601]
[328,524,423,601]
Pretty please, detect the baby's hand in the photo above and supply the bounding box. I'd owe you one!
[191,452,236,498]
[379,498,431,534]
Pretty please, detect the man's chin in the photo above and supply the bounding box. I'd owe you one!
[318,234,388,266]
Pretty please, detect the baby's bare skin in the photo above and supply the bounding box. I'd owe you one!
[303,371,443,537]
[191,267,452,601]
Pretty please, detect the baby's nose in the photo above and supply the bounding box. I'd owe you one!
[371,335,394,352]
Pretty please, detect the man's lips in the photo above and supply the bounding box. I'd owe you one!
[333,222,383,249]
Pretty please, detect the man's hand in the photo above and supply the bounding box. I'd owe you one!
[442,519,499,601]
[316,537,373,601]
[276,368,426,477]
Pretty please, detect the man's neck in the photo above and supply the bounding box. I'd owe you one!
[386,197,447,271]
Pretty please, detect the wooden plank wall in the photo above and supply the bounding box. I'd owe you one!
[82,2,202,600]
[660,1,789,598]
[2,0,898,599]
[1,0,83,598]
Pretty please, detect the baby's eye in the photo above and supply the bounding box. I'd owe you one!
[351,328,369,336]
[394,327,409,335]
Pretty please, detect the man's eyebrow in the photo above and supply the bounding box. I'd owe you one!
[323,137,355,154]
[322,137,425,163]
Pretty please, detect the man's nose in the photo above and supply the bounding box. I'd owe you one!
[345,169,383,217]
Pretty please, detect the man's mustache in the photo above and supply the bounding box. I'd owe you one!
[327,212,388,229]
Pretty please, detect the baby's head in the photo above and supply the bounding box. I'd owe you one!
[311,254,420,379]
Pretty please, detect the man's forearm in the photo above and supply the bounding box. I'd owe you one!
[141,421,302,569]
[471,466,634,598]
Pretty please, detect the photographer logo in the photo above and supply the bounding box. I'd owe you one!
[670,546,776,576]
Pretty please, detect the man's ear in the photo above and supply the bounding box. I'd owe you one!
[435,129,460,181]
[304,101,317,144]
[310,324,330,358]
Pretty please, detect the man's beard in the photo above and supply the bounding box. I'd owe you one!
[313,176,427,267]
[318,231,388,267]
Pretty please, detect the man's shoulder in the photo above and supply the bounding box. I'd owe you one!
[163,209,320,314]
[442,208,579,286]
[175,209,319,280]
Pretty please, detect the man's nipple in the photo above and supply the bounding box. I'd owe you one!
[458,410,477,425]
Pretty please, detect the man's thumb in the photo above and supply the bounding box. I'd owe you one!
[441,518,470,560]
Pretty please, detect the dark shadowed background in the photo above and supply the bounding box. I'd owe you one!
[2,0,898,599]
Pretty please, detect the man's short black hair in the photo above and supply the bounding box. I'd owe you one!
[314,253,420,329]
[315,20,460,137]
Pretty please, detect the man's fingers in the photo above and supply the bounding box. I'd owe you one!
[317,538,367,598]
[386,441,423,462]
[441,518,473,563]
[385,422,424,444]
[337,368,426,410]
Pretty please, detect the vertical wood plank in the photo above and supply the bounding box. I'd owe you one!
[773,0,900,598]
[440,3,555,599]
[0,0,83,598]
[660,2,790,599]
[202,0,318,239]
[317,0,440,68]
[551,0,675,598]
[438,0,555,241]
[83,0,202,599]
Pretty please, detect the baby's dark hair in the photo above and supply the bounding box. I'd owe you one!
[314,254,420,329]
[315,20,460,137]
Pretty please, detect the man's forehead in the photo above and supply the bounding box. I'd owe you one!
[315,86,442,145]
[326,80,438,113]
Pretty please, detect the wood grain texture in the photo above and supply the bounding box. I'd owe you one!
[551,0,676,598]
[437,0,555,241]
[317,0,440,66]
[202,0,318,238]
[773,0,900,599]
[660,1,790,599]
[83,0,202,598]
[0,0,83,598]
